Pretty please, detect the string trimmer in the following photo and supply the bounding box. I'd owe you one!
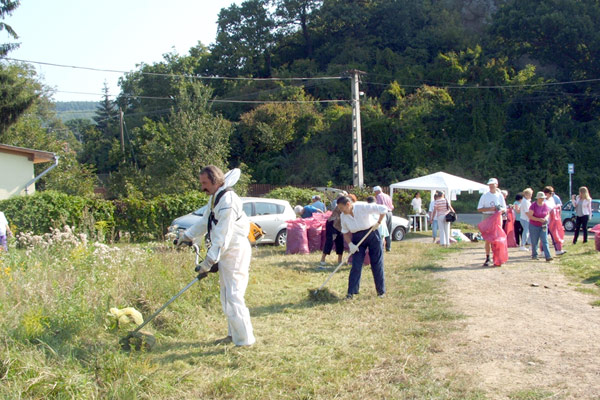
[120,244,217,351]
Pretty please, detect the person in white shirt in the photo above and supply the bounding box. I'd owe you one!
[0,211,11,252]
[410,192,423,230]
[572,186,592,244]
[519,188,533,251]
[477,178,506,266]
[337,196,387,299]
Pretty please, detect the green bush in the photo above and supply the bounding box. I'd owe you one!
[264,186,321,208]
[0,190,209,242]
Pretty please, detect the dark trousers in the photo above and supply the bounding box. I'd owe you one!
[384,211,392,251]
[323,220,344,255]
[514,220,523,246]
[573,215,589,244]
[348,229,385,296]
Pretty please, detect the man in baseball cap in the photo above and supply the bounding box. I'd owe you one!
[477,177,506,266]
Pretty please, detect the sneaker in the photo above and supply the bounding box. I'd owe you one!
[556,250,567,255]
[546,257,553,262]
[319,261,327,266]
[482,258,491,267]
[377,293,386,299]
[532,256,539,260]
[345,294,354,300]
[519,246,529,251]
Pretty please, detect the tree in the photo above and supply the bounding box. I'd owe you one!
[0,62,41,137]
[112,82,232,198]
[208,0,276,77]
[0,0,20,57]
[273,0,322,58]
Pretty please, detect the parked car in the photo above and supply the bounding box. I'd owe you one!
[391,215,409,241]
[560,199,600,232]
[170,197,296,246]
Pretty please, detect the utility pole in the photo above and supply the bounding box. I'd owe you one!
[119,107,125,161]
[349,69,366,188]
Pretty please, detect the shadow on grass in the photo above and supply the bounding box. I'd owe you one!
[582,274,600,285]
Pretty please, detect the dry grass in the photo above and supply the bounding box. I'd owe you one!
[0,237,484,399]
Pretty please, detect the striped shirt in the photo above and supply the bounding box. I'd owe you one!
[375,192,394,211]
[432,198,450,218]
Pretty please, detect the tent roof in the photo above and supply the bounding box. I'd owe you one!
[390,171,488,194]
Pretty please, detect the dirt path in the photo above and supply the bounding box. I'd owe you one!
[430,244,600,399]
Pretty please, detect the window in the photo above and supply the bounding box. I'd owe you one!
[562,201,574,212]
[243,202,254,217]
[254,202,282,216]
[592,201,600,213]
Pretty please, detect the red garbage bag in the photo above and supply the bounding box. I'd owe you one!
[548,207,565,251]
[505,208,517,248]
[286,219,309,254]
[478,212,505,242]
[306,218,325,252]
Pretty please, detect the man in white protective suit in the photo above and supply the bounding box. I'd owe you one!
[178,165,255,346]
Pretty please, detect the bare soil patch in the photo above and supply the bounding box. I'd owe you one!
[431,244,600,399]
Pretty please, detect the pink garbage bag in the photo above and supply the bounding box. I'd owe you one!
[590,224,600,252]
[478,212,505,242]
[306,218,325,252]
[478,212,508,266]
[548,207,564,251]
[505,208,517,248]
[492,236,509,266]
[286,219,309,254]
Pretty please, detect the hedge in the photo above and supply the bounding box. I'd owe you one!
[0,190,208,242]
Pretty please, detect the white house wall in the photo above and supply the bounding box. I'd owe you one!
[0,152,36,199]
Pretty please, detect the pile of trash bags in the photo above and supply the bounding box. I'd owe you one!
[286,212,331,254]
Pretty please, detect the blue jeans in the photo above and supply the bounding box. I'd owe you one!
[431,219,438,239]
[348,229,385,296]
[529,224,551,259]
[521,220,530,246]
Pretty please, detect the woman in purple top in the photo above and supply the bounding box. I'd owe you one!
[526,192,553,261]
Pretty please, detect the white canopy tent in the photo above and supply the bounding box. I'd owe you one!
[389,171,489,202]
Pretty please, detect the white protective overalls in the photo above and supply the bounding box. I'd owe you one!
[185,186,255,346]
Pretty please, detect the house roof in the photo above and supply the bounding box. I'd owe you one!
[0,144,56,164]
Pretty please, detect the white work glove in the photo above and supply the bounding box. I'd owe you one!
[348,243,359,255]
[196,258,213,274]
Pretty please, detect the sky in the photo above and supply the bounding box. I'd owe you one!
[3,0,243,102]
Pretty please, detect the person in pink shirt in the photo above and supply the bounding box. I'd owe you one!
[373,186,394,252]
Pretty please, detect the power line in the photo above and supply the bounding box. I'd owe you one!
[4,57,344,81]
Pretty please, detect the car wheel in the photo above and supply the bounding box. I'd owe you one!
[275,229,287,247]
[392,226,406,241]
[562,218,575,232]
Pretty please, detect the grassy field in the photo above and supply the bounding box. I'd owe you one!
[0,228,484,399]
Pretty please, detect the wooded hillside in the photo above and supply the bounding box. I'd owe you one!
[2,0,599,200]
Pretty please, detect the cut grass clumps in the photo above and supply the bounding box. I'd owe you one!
[307,287,341,302]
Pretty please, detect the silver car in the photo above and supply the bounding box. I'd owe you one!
[169,197,296,246]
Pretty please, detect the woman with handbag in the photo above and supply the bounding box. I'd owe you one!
[431,192,455,247]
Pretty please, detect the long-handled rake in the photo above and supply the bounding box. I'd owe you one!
[120,244,216,351]
[310,224,377,300]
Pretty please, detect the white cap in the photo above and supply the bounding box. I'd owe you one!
[373,186,382,192]
[535,191,545,199]
[486,178,498,185]
[294,205,303,215]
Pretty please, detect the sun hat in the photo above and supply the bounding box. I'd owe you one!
[487,178,498,185]
[373,186,382,192]
[535,191,545,199]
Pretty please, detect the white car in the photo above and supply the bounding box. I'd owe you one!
[170,197,296,246]
[391,215,409,241]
